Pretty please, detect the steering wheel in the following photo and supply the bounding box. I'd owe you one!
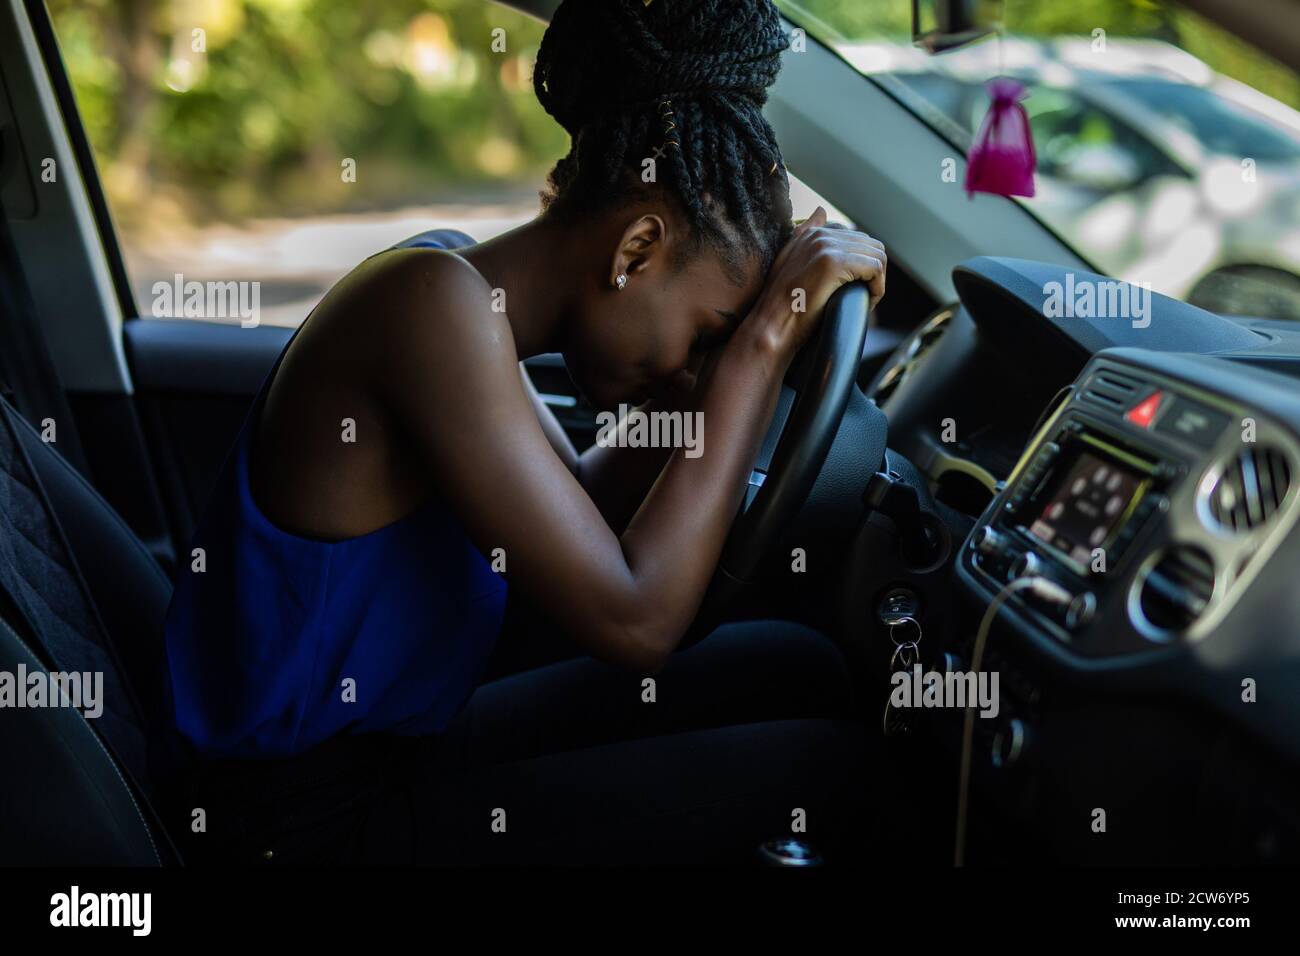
[697,280,873,620]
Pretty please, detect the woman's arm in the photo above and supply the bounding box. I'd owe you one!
[522,363,695,535]
[520,363,581,474]
[374,214,884,671]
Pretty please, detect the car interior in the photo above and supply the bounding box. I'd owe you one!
[1,0,1299,869]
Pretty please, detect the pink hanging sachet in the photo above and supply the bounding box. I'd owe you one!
[965,76,1036,198]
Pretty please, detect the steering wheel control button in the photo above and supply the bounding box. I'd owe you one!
[1124,389,1165,429]
[742,469,766,511]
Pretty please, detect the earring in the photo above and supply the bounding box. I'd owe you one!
[614,273,627,291]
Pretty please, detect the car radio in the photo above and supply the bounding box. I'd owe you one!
[1012,431,1155,569]
[982,422,1177,580]
[973,429,1176,631]
[965,370,1202,641]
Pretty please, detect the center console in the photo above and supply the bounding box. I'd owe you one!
[958,353,1300,659]
[926,346,1300,863]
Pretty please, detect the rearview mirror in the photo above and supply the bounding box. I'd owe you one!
[913,0,1002,54]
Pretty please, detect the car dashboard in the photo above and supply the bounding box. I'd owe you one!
[961,348,1300,663]
[943,347,1300,863]
[853,258,1300,864]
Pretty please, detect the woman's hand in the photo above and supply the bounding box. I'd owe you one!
[742,206,887,363]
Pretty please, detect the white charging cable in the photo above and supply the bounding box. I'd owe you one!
[954,574,1072,867]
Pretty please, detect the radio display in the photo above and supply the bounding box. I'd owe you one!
[1027,449,1145,568]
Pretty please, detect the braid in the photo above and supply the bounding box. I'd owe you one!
[534,0,794,279]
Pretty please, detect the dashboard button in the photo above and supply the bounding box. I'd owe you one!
[1154,460,1183,483]
[1011,551,1043,579]
[1125,390,1164,429]
[1153,397,1229,449]
[1066,592,1097,629]
[974,526,1006,556]
[992,719,1029,769]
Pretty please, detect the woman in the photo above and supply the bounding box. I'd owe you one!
[160,0,888,865]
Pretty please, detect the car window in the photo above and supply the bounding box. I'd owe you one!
[48,0,846,328]
[779,0,1300,321]
[1119,80,1300,161]
[1022,87,1180,187]
[47,0,562,326]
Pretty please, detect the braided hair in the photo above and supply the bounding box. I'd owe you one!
[534,0,794,282]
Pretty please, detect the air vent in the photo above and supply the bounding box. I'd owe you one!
[1135,546,1215,635]
[1095,371,1140,394]
[1082,369,1141,410]
[870,308,951,405]
[1205,446,1293,533]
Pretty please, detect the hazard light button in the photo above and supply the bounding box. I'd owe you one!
[1124,390,1164,429]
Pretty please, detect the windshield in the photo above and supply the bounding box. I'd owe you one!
[779,0,1300,322]
[1117,81,1300,161]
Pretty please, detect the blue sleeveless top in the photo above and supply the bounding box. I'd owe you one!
[162,230,508,762]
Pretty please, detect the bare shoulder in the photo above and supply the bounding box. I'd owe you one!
[360,248,514,363]
[339,248,525,428]
[367,249,495,325]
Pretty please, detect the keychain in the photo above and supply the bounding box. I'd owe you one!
[882,611,924,737]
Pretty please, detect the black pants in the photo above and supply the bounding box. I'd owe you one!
[173,620,874,866]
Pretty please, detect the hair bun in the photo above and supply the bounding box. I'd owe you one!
[535,0,789,136]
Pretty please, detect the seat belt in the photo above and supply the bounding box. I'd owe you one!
[0,189,92,477]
